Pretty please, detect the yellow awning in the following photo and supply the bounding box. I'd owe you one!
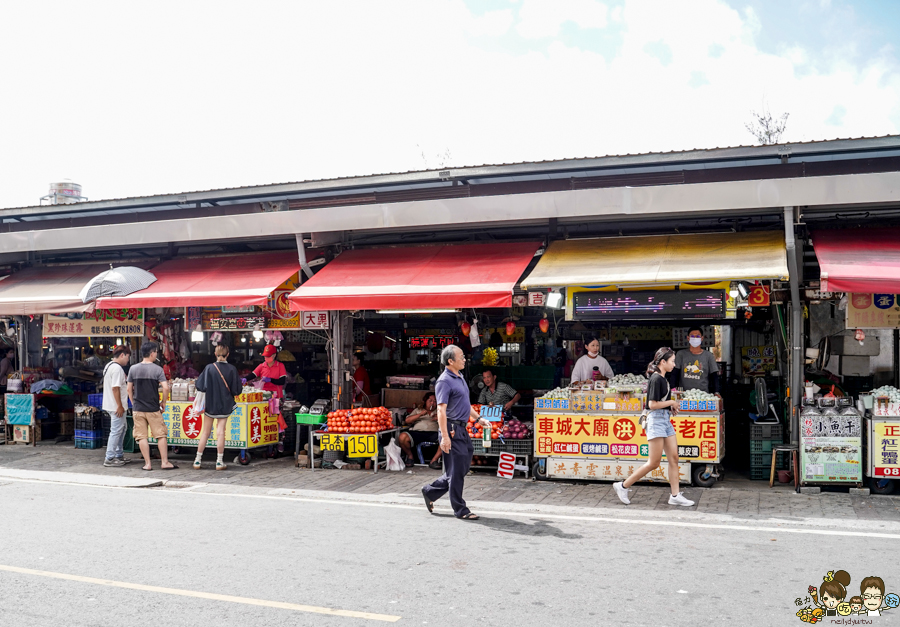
[520,230,789,289]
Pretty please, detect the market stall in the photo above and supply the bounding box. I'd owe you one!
[288,242,542,470]
[149,391,279,462]
[92,252,308,462]
[532,381,723,485]
[868,390,900,493]
[811,228,900,493]
[520,230,791,486]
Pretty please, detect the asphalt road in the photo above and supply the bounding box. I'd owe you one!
[0,477,897,627]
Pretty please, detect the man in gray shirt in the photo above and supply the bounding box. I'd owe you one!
[127,341,175,471]
[673,326,718,393]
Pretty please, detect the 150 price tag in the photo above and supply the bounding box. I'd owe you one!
[479,405,503,422]
[345,434,377,457]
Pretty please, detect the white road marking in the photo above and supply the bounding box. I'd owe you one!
[0,564,401,622]
[2,473,899,540]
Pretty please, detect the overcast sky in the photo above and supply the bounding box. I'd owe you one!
[1,0,898,209]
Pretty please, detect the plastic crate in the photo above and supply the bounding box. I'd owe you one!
[472,438,533,455]
[75,429,103,440]
[750,422,782,440]
[296,413,325,425]
[75,415,102,431]
[749,439,781,453]
[88,394,104,408]
[74,438,104,450]
[750,451,790,469]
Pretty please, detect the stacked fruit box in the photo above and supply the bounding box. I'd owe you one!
[749,422,786,480]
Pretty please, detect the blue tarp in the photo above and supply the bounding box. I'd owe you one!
[6,394,34,425]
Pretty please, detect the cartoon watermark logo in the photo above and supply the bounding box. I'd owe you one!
[794,570,898,622]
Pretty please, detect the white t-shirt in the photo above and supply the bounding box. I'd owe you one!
[102,362,128,414]
[571,354,614,382]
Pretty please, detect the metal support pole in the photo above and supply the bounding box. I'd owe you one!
[17,316,26,371]
[331,310,342,408]
[783,206,803,447]
[295,234,314,280]
[894,329,899,389]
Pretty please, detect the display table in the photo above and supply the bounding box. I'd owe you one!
[308,427,400,474]
[149,400,278,465]
[532,392,724,486]
[471,437,532,478]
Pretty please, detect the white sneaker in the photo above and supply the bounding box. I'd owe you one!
[612,481,631,505]
[668,492,695,507]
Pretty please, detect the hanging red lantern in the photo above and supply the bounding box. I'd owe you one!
[461,321,471,336]
[506,321,516,336]
[539,318,549,334]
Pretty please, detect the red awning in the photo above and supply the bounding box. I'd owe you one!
[96,253,300,308]
[289,242,540,311]
[0,264,113,315]
[813,227,900,293]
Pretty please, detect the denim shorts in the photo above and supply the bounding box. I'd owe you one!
[645,409,675,440]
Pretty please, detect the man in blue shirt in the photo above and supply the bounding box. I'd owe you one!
[422,345,490,520]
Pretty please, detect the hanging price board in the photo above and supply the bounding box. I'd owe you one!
[479,405,503,422]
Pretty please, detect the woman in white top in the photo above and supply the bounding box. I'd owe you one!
[570,337,614,382]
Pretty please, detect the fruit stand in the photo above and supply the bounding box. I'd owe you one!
[308,406,400,473]
[150,392,278,465]
[532,380,724,487]
[467,404,533,477]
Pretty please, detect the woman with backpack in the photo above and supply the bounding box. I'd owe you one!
[613,346,695,507]
[193,344,243,470]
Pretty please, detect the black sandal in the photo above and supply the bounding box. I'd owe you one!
[421,488,434,514]
[459,513,479,520]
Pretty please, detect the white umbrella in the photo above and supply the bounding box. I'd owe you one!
[78,266,157,303]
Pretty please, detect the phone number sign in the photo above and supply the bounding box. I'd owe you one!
[43,309,144,337]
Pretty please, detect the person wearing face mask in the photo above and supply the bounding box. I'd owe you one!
[570,337,614,383]
[673,326,719,393]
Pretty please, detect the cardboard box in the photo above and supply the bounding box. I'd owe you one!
[12,425,31,443]
[840,356,871,377]
[295,455,322,468]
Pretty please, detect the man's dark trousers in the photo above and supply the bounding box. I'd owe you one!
[423,422,474,517]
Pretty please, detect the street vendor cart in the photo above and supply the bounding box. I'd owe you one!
[150,392,278,465]
[864,389,900,494]
[532,383,724,487]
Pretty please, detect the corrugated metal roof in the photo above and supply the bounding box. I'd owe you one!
[5,133,900,216]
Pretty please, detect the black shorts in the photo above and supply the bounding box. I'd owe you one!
[408,431,440,447]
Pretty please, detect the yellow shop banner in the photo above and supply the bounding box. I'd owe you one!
[154,401,278,448]
[534,413,719,461]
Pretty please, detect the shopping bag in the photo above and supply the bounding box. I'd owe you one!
[193,390,206,414]
[384,437,405,471]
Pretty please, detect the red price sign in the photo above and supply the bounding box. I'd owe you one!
[747,285,770,307]
[497,452,516,479]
